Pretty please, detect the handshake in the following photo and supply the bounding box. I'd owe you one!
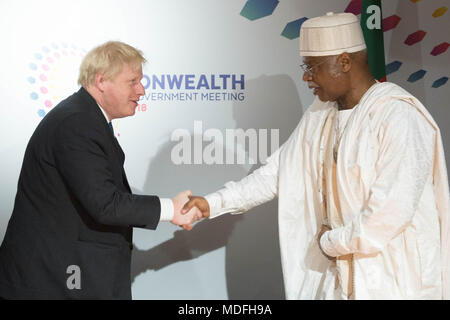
[170,190,211,230]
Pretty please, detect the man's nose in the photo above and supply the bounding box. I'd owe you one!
[302,71,312,82]
[136,82,145,96]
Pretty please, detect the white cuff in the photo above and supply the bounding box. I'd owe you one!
[204,193,224,219]
[159,198,174,222]
[205,191,244,219]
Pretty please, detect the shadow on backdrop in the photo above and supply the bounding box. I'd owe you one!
[131,74,303,299]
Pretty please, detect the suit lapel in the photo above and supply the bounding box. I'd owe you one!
[111,136,125,165]
[78,87,131,193]
[113,137,132,193]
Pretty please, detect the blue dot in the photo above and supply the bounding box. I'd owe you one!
[62,42,68,48]
[42,46,50,53]
[432,77,449,88]
[29,63,38,70]
[30,92,39,100]
[71,44,77,49]
[52,43,59,49]
[37,109,46,118]
[34,53,43,60]
[27,76,36,84]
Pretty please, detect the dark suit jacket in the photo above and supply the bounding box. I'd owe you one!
[0,87,161,299]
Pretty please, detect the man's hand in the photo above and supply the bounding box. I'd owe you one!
[317,224,335,261]
[182,196,210,218]
[171,190,203,230]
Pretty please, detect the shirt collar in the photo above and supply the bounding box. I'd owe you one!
[96,102,111,124]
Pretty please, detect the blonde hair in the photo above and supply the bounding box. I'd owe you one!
[78,41,146,87]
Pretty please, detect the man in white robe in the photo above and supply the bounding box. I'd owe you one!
[182,12,450,300]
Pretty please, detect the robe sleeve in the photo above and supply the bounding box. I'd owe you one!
[205,147,282,218]
[320,101,436,257]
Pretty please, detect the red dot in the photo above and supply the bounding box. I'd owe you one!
[47,57,54,64]
[54,53,60,59]
[40,87,48,94]
[40,74,47,81]
[45,100,52,108]
[42,64,50,71]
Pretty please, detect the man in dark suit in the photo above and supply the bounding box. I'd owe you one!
[0,41,201,299]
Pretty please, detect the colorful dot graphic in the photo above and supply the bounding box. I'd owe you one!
[405,30,427,46]
[407,70,427,83]
[432,7,447,18]
[240,0,448,88]
[432,77,448,88]
[27,42,86,118]
[431,42,449,56]
[383,15,401,32]
[342,1,446,88]
[385,61,403,75]
[281,18,308,40]
[240,0,279,21]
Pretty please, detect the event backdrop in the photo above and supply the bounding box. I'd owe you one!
[0,0,449,299]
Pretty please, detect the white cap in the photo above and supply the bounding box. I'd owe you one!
[300,12,366,56]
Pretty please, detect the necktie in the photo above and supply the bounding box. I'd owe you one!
[109,122,114,136]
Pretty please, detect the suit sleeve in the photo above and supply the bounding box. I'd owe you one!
[53,113,161,229]
[320,101,436,257]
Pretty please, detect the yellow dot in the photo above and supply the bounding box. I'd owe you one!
[433,7,448,18]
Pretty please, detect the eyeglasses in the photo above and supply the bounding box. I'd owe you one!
[300,56,334,76]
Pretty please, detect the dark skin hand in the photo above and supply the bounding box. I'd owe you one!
[180,196,210,230]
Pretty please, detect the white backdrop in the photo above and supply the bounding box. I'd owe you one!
[0,0,449,299]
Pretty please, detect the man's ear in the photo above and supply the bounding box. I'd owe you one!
[339,52,351,73]
[94,73,106,92]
